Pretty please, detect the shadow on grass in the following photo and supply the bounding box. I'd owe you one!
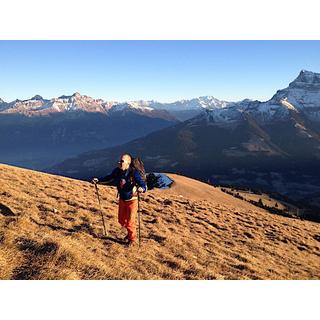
[100,235,129,245]
[0,203,15,217]
[30,217,128,245]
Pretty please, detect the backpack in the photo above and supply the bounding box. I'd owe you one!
[130,157,147,183]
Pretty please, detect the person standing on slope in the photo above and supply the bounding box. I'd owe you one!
[91,154,147,246]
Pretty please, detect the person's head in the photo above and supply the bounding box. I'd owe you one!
[118,154,131,170]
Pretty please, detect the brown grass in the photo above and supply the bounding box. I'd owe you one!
[0,164,319,280]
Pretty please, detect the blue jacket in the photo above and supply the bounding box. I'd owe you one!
[99,167,147,201]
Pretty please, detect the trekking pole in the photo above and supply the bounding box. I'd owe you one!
[138,191,141,248]
[94,182,107,237]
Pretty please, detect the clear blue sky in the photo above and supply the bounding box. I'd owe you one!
[0,41,320,103]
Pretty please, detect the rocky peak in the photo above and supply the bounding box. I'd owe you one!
[31,95,44,101]
[72,92,82,98]
[289,70,320,88]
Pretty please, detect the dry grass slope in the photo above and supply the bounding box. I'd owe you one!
[0,164,319,280]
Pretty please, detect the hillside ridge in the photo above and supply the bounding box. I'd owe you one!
[0,164,319,279]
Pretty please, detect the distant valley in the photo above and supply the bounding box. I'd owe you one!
[47,70,320,216]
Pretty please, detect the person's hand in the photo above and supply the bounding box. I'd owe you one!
[91,178,99,184]
[138,187,144,193]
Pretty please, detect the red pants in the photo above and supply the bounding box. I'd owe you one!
[118,198,138,241]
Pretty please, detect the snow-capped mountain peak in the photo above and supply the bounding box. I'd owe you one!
[187,70,320,127]
[72,92,81,98]
[1,70,320,122]
[0,93,113,115]
[197,96,230,108]
[30,95,44,101]
[289,70,320,88]
[127,100,155,111]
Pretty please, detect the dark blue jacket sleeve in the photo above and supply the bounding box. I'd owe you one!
[133,170,147,192]
[98,168,119,185]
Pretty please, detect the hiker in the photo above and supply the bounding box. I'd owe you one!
[91,154,147,246]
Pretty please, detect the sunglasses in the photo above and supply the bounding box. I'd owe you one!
[118,160,128,164]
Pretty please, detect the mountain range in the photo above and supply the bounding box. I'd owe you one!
[0,91,239,169]
[0,93,182,169]
[0,92,231,121]
[47,70,320,213]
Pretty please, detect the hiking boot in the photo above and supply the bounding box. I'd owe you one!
[126,239,137,247]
